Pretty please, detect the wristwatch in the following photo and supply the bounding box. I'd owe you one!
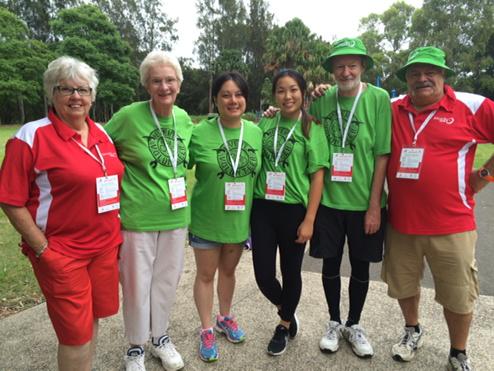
[478,167,494,182]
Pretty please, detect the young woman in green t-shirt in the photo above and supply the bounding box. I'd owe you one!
[188,72,262,362]
[251,69,328,356]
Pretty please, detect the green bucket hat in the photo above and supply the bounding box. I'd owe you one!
[396,46,454,81]
[322,37,374,72]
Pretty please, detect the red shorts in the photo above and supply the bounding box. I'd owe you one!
[28,246,119,345]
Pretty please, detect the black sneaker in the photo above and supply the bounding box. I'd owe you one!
[288,313,299,338]
[268,325,289,356]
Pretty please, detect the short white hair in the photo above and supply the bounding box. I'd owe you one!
[139,51,183,86]
[43,56,99,104]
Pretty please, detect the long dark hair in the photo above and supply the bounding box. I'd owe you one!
[272,69,317,139]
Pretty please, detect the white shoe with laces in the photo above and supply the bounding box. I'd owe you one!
[125,346,146,371]
[342,324,374,358]
[392,325,424,362]
[319,320,343,353]
[150,335,184,370]
[448,353,473,371]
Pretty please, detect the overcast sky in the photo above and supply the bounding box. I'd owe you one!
[166,0,424,62]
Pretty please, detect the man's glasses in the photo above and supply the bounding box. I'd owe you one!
[55,86,92,96]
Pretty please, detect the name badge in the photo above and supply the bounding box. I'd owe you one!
[96,175,120,213]
[397,147,425,180]
[331,153,353,182]
[225,182,246,211]
[265,171,286,201]
[168,177,188,210]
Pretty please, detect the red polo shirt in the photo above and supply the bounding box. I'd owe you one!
[387,85,494,235]
[0,111,124,258]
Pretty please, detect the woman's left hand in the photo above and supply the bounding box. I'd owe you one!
[295,219,313,243]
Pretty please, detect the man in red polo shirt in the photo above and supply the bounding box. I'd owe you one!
[383,46,494,371]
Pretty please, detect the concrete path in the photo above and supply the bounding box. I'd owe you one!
[1,245,493,370]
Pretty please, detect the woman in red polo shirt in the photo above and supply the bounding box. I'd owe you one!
[0,56,124,370]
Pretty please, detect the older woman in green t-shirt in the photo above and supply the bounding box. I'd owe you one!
[188,72,262,362]
[104,51,193,371]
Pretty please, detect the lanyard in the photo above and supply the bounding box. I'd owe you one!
[336,82,363,148]
[273,112,300,167]
[408,110,437,145]
[149,101,178,174]
[71,138,107,176]
[217,118,244,178]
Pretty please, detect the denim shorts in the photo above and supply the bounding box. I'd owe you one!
[188,233,247,250]
[188,233,222,249]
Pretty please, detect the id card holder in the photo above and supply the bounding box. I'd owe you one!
[96,175,120,213]
[265,171,286,201]
[331,153,353,182]
[224,182,246,211]
[397,147,425,180]
[168,177,188,210]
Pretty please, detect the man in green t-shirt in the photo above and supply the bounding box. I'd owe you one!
[309,37,391,359]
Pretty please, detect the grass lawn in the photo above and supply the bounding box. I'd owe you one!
[0,125,44,318]
[0,122,493,318]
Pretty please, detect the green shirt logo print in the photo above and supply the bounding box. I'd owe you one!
[262,127,296,167]
[215,139,258,179]
[144,128,187,168]
[323,111,362,151]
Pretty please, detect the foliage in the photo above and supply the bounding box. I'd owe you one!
[51,5,139,121]
[263,18,331,88]
[0,8,54,124]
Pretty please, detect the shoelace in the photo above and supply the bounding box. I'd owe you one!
[351,328,368,345]
[453,354,472,371]
[326,325,339,339]
[399,327,418,349]
[201,331,216,348]
[222,317,239,331]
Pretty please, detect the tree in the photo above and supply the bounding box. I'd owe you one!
[245,0,273,112]
[51,5,139,121]
[195,0,248,112]
[0,7,53,124]
[1,0,81,41]
[411,0,494,96]
[263,18,331,88]
[175,58,210,115]
[358,1,417,92]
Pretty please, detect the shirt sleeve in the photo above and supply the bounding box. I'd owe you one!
[306,121,330,174]
[0,138,36,206]
[472,97,494,143]
[374,90,392,156]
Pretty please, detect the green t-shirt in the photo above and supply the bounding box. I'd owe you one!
[254,114,329,205]
[104,101,194,231]
[309,84,391,211]
[189,117,262,243]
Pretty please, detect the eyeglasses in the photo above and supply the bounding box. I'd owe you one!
[150,77,178,87]
[55,86,92,96]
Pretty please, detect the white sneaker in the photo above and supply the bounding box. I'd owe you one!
[125,346,146,371]
[392,325,424,362]
[448,353,473,371]
[150,335,185,370]
[342,324,374,358]
[319,320,342,353]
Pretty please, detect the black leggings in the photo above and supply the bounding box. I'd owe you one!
[322,252,370,324]
[251,199,306,322]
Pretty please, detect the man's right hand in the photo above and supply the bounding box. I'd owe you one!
[263,106,279,118]
[312,84,331,99]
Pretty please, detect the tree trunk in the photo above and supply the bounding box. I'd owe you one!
[18,95,25,124]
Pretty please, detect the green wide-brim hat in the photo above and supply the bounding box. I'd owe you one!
[396,46,455,81]
[322,37,374,72]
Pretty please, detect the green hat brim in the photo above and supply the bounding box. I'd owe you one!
[322,50,374,72]
[396,59,455,81]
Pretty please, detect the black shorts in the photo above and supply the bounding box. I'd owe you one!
[309,205,386,262]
